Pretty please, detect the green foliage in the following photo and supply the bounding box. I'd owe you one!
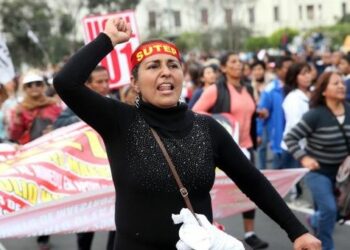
[244,36,270,51]
[173,26,252,52]
[0,0,141,69]
[269,28,299,48]
[59,14,75,35]
[338,14,350,24]
[305,23,350,50]
[217,26,252,51]
[175,32,202,52]
[0,0,53,67]
[87,0,140,12]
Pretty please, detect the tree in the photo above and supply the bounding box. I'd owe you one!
[0,0,141,68]
[305,23,350,50]
[87,0,140,12]
[217,25,252,51]
[0,0,53,67]
[175,32,202,52]
[269,28,299,49]
[244,36,270,51]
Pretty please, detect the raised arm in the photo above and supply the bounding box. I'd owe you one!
[53,18,132,135]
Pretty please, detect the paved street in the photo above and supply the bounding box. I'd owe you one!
[1,206,349,250]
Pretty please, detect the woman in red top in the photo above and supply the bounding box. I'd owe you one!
[9,72,61,145]
[193,52,267,249]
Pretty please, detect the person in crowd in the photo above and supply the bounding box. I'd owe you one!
[8,71,61,249]
[53,17,320,250]
[257,56,293,169]
[0,84,9,142]
[9,71,61,145]
[54,65,109,129]
[53,65,116,250]
[241,62,252,86]
[284,71,348,250]
[250,60,269,169]
[193,52,269,249]
[281,62,312,203]
[1,76,20,141]
[119,84,138,106]
[324,51,343,73]
[315,51,332,76]
[188,64,219,109]
[281,62,312,168]
[338,53,350,102]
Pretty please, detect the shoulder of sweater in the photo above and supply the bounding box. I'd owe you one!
[302,106,330,125]
[345,102,350,111]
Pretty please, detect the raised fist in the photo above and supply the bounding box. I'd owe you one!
[103,17,132,46]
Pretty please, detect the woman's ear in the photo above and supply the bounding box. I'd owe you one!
[130,75,140,94]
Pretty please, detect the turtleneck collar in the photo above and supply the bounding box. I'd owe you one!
[138,100,194,138]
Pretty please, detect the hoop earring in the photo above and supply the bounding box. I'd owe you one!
[135,94,140,108]
[178,97,185,105]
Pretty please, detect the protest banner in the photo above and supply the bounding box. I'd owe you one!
[0,122,307,238]
[82,10,140,89]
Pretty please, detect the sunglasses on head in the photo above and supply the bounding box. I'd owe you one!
[25,81,44,88]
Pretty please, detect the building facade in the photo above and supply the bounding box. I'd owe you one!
[135,0,350,39]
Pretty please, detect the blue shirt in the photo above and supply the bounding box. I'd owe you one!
[257,78,285,153]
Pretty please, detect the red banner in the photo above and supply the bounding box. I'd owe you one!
[0,122,112,216]
[0,122,307,238]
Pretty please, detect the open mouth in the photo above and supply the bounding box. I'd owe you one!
[157,83,175,92]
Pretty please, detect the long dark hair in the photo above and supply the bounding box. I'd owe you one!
[310,71,339,108]
[219,51,242,85]
[198,64,219,87]
[219,51,238,67]
[284,62,310,96]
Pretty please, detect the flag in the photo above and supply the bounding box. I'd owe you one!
[0,34,15,84]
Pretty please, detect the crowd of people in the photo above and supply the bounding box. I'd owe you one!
[1,16,349,250]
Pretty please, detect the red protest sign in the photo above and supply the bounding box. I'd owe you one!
[82,10,140,89]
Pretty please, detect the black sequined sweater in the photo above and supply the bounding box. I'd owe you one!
[53,33,308,247]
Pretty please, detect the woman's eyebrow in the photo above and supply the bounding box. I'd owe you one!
[145,59,161,65]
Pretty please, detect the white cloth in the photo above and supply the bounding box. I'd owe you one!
[281,89,309,150]
[172,208,245,250]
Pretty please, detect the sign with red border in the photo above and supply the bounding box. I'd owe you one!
[82,10,140,89]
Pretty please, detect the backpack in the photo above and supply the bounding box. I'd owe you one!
[18,108,53,144]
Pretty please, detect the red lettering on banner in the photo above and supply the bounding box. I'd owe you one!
[83,11,140,88]
[101,18,108,30]
[86,22,94,41]
[104,50,121,83]
[120,43,133,72]
[94,20,101,37]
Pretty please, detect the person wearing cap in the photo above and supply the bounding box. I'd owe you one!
[9,71,61,145]
[8,71,61,250]
[53,18,321,250]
